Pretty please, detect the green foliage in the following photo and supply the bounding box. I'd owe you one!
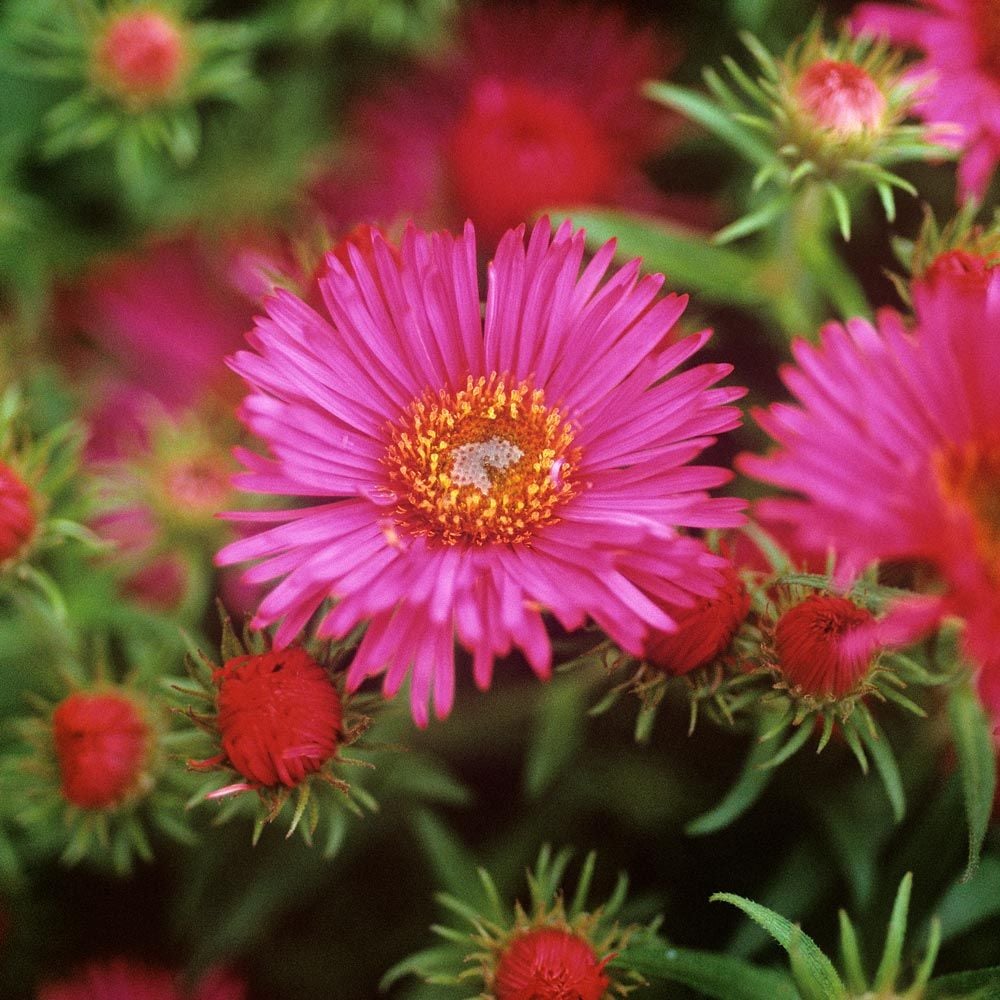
[948,682,998,880]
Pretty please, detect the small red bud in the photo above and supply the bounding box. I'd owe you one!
[774,594,874,697]
[923,249,999,293]
[95,10,186,106]
[794,59,887,137]
[644,565,749,675]
[0,461,35,563]
[52,692,150,810]
[214,648,343,788]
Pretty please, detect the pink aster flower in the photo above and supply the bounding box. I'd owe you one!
[853,0,1000,198]
[69,234,272,410]
[740,268,1000,693]
[218,219,745,725]
[311,2,708,243]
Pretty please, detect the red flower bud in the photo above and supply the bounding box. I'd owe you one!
[0,461,35,563]
[52,692,150,810]
[644,565,750,675]
[922,249,999,294]
[95,10,186,107]
[38,957,246,1000]
[493,927,610,1000]
[794,59,887,137]
[774,594,874,697]
[214,648,342,788]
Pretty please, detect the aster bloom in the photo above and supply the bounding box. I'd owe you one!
[0,459,36,563]
[179,619,372,848]
[312,3,691,242]
[740,267,1000,693]
[218,219,745,726]
[383,846,652,998]
[71,237,259,410]
[853,0,1000,198]
[38,958,246,1000]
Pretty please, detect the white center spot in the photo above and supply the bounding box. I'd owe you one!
[451,437,523,495]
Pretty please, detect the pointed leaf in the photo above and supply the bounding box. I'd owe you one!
[557,209,769,308]
[712,893,847,999]
[856,713,906,822]
[685,714,783,835]
[948,683,997,880]
[645,81,775,167]
[874,873,912,991]
[524,676,589,798]
[925,966,1000,999]
[613,941,798,1000]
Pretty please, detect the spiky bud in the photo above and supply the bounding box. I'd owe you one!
[0,460,35,563]
[94,10,187,108]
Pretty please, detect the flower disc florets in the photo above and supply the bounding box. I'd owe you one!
[214,648,343,789]
[385,374,580,546]
[0,459,36,564]
[52,691,152,810]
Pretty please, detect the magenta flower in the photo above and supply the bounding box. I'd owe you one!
[218,220,744,726]
[741,268,1000,693]
[853,0,1000,198]
[70,235,264,410]
[310,2,710,243]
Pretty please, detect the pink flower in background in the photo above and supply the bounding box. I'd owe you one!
[853,0,1000,198]
[218,219,744,725]
[69,236,262,410]
[741,267,1000,698]
[38,958,245,1000]
[312,2,706,243]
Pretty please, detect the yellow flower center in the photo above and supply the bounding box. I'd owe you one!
[384,374,581,545]
[934,436,1000,569]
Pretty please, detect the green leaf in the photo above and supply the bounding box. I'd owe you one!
[712,893,847,999]
[838,911,867,994]
[714,196,792,245]
[685,714,783,835]
[524,675,589,798]
[408,810,480,902]
[613,941,798,1000]
[948,683,998,880]
[925,966,1000,999]
[874,873,912,991]
[556,209,770,308]
[645,81,775,167]
[855,712,906,822]
[936,854,1000,944]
